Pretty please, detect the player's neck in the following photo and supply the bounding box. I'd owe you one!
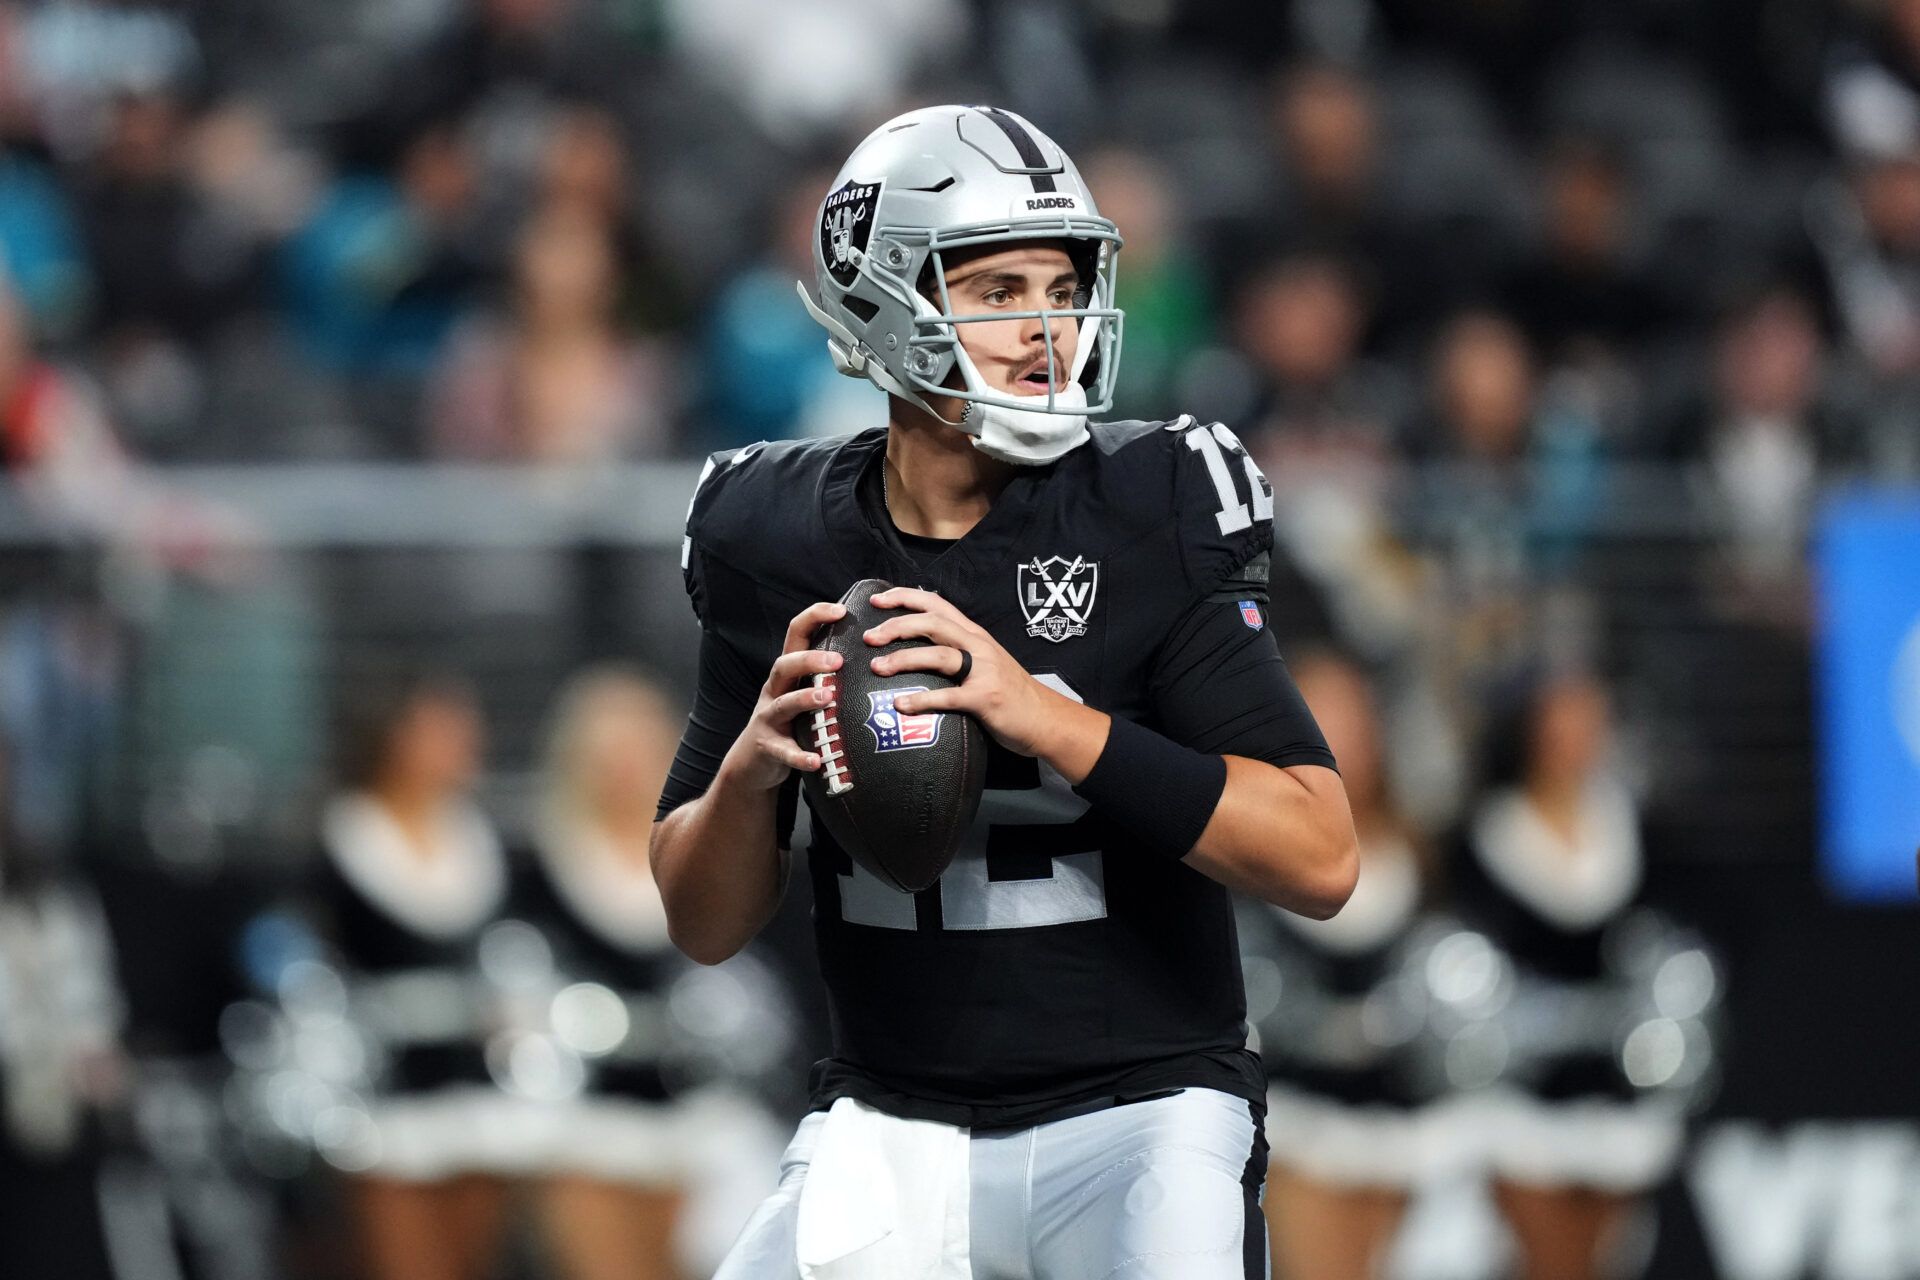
[883,406,1016,540]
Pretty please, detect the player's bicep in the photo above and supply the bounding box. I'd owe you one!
[1148,583,1336,770]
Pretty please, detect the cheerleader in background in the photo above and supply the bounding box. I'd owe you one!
[0,743,124,1280]
[1446,670,1681,1280]
[1243,651,1442,1280]
[314,669,514,1280]
[521,666,785,1280]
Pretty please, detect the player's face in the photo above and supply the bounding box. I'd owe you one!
[939,244,1082,399]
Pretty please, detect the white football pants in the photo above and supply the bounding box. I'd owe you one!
[714,1086,1269,1280]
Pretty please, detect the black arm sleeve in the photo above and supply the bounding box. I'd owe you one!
[1149,558,1339,770]
[654,628,801,844]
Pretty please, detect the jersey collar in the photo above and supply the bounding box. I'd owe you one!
[820,427,1057,628]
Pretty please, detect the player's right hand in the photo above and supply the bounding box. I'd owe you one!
[723,601,847,791]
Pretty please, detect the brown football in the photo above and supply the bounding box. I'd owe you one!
[794,578,988,893]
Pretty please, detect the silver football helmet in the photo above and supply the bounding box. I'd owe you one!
[796,104,1124,465]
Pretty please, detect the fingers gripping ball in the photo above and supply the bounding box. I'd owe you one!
[793,579,988,893]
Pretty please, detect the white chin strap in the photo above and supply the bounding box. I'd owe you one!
[958,381,1088,466]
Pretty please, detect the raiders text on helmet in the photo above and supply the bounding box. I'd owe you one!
[796,105,1125,465]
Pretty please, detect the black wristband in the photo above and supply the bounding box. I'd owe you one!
[1072,714,1228,861]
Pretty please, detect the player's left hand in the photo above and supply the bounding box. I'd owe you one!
[863,586,1061,758]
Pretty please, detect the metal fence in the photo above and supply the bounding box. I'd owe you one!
[0,458,1823,875]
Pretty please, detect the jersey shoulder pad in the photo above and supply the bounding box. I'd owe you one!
[684,433,851,551]
[1084,415,1274,598]
[681,431,870,621]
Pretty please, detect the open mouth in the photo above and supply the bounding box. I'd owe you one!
[1016,361,1061,392]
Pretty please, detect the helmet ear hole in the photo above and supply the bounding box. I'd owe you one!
[843,295,880,324]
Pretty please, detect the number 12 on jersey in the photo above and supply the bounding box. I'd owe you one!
[1184,420,1274,535]
[836,674,1104,932]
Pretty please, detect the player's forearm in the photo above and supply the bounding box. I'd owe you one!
[1045,701,1354,915]
[1184,758,1358,918]
[1027,690,1111,783]
[649,755,790,965]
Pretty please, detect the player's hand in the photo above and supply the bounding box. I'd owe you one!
[724,601,846,791]
[862,587,1061,758]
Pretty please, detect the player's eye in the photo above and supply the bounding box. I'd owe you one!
[982,287,1012,305]
[1048,288,1074,307]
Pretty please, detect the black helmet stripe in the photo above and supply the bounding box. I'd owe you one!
[974,106,1058,193]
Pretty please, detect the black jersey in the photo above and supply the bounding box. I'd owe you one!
[661,419,1335,1127]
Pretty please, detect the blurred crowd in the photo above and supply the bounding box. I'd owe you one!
[0,0,1911,1277]
[0,0,1915,478]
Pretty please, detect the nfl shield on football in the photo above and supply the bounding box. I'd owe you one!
[795,579,989,893]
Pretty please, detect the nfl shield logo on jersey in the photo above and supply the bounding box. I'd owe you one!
[1018,555,1099,643]
[1238,599,1263,630]
[865,688,941,752]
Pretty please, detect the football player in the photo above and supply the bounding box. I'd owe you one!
[653,105,1359,1279]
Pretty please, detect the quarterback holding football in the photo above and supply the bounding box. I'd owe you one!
[653,105,1359,1279]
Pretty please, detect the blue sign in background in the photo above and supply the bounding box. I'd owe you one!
[1814,493,1920,903]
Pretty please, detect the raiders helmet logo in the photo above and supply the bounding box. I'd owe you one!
[1018,555,1099,643]
[820,179,882,289]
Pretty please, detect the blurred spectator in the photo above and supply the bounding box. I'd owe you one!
[0,272,246,567]
[1805,145,1920,378]
[1826,0,1920,164]
[1418,312,1543,467]
[0,747,125,1280]
[1443,670,1687,1280]
[0,145,89,341]
[75,92,258,343]
[283,117,485,449]
[1239,61,1458,347]
[1082,146,1213,422]
[309,669,514,1280]
[1413,309,1605,524]
[534,107,686,335]
[524,666,785,1279]
[1499,137,1676,372]
[1810,4,1920,382]
[429,206,673,463]
[186,100,322,247]
[72,91,268,451]
[538,108,628,226]
[1243,650,1439,1280]
[664,0,969,144]
[1407,313,1606,691]
[1273,62,1380,242]
[0,0,199,163]
[1653,287,1857,622]
[698,168,882,450]
[1226,254,1420,663]
[1234,251,1403,473]
[348,0,630,176]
